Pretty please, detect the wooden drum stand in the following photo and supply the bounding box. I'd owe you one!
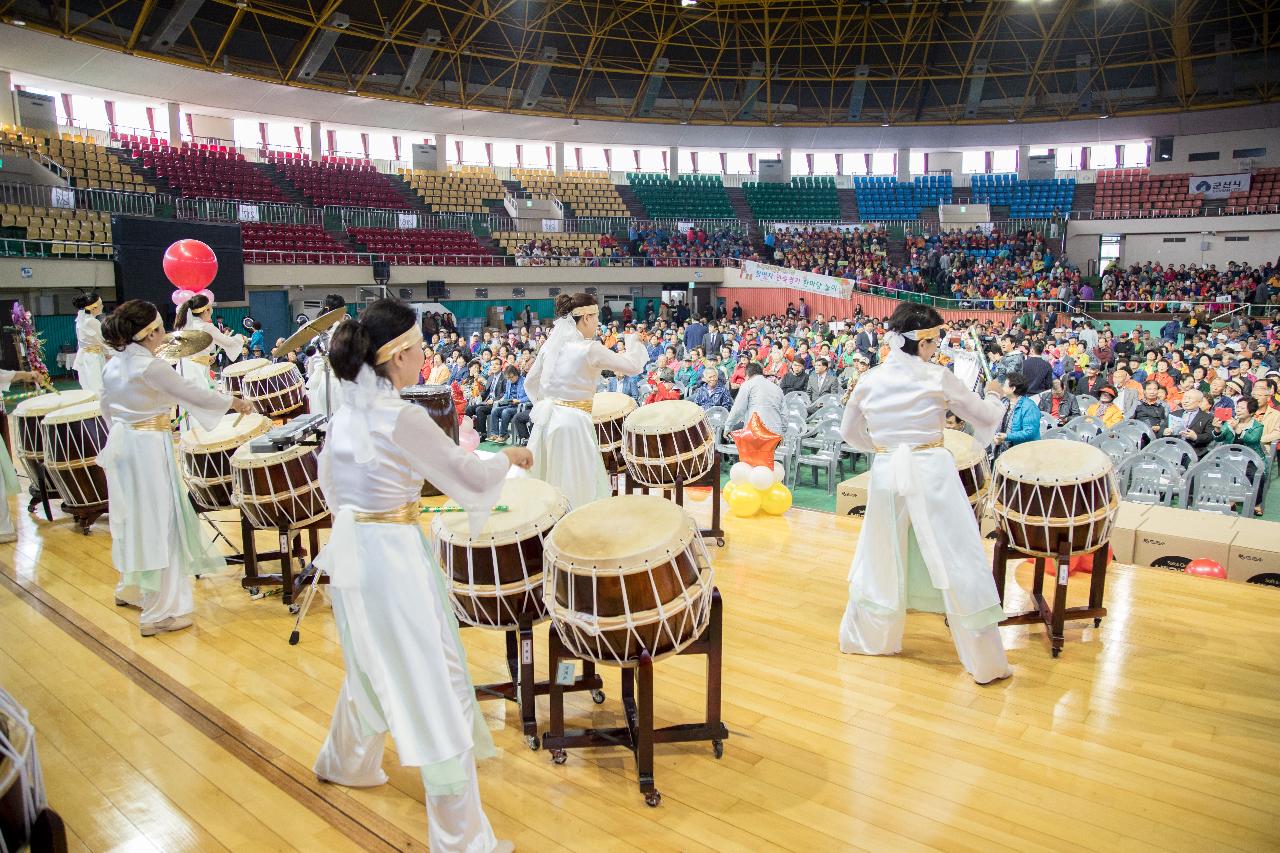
[239,514,330,613]
[622,454,726,547]
[467,619,605,751]
[991,533,1108,657]
[542,588,728,807]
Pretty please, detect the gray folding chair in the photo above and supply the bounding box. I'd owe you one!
[1077,394,1099,411]
[1115,451,1182,506]
[1181,457,1262,517]
[774,422,806,487]
[1113,418,1155,449]
[812,393,842,412]
[1042,427,1083,442]
[1089,432,1135,465]
[783,390,811,411]
[1065,414,1106,439]
[1147,436,1196,472]
[794,422,845,495]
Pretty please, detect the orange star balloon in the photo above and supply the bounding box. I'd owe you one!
[730,413,782,468]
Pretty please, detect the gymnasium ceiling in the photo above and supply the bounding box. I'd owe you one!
[2,0,1278,127]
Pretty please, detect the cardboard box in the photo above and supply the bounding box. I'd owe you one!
[1227,517,1280,587]
[1109,501,1151,565]
[836,472,871,518]
[1132,505,1237,572]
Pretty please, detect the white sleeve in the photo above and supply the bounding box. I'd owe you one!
[141,358,232,431]
[0,369,13,393]
[586,334,648,377]
[524,349,546,404]
[392,405,510,536]
[726,379,749,430]
[941,366,1004,447]
[84,317,105,348]
[208,324,245,361]
[839,381,875,452]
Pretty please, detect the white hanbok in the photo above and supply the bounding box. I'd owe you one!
[73,312,106,392]
[305,330,345,417]
[98,344,230,625]
[313,367,510,853]
[177,315,244,390]
[524,317,647,509]
[839,346,1012,684]
[0,370,23,539]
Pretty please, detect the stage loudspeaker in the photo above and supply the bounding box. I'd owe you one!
[372,260,391,284]
[426,280,447,298]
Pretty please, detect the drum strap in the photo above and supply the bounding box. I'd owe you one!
[354,501,419,525]
[874,438,944,453]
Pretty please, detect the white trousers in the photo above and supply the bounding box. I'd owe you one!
[315,682,498,853]
[839,600,1011,685]
[135,535,195,626]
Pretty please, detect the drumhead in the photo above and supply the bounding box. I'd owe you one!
[230,439,313,468]
[223,358,271,378]
[180,412,272,453]
[245,362,302,384]
[434,477,569,546]
[995,439,1112,483]
[592,391,636,423]
[41,399,103,425]
[545,494,694,572]
[943,428,983,469]
[622,399,705,434]
[11,389,95,418]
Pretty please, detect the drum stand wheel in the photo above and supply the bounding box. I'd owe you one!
[61,503,106,536]
[468,620,605,750]
[541,588,728,807]
[991,532,1110,658]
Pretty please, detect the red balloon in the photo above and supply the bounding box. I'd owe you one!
[163,239,218,291]
[1184,558,1227,580]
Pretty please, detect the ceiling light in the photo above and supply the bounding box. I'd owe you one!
[12,18,26,25]
[234,1,248,8]
[425,101,434,106]
[680,120,688,125]
[881,121,890,127]
[1007,118,1016,123]
[680,0,699,6]
[1098,113,1110,119]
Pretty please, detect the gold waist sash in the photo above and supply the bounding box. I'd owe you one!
[555,399,593,414]
[354,501,419,525]
[80,345,104,355]
[128,414,172,431]
[874,438,945,453]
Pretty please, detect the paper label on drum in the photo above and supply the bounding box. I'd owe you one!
[1057,562,1069,586]
[521,637,533,666]
[554,660,577,686]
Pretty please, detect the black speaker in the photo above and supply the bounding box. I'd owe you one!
[425,280,446,298]
[372,260,391,284]
[1154,137,1174,162]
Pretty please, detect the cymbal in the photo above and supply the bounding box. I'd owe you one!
[272,307,348,357]
[155,330,213,360]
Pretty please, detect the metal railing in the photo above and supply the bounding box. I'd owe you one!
[1071,203,1280,220]
[329,206,489,232]
[0,181,159,217]
[243,249,732,267]
[0,143,69,182]
[177,197,321,225]
[0,238,115,259]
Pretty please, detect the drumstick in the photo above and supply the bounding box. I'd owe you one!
[421,505,511,514]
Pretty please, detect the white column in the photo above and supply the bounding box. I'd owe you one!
[554,141,565,177]
[668,145,678,180]
[434,133,449,171]
[167,102,182,145]
[896,147,911,182]
[309,121,323,161]
[781,146,792,181]
[0,71,16,128]
[1017,144,1031,180]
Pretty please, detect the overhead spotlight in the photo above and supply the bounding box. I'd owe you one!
[346,88,357,94]
[1007,118,1016,123]
[12,18,26,25]
[680,120,688,125]
[425,101,434,106]
[680,0,699,6]
[234,1,248,8]
[1098,113,1110,119]
[881,121,890,127]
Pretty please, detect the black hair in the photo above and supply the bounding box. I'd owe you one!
[175,294,212,329]
[322,293,347,313]
[73,291,100,312]
[555,292,597,318]
[887,303,945,358]
[745,362,764,378]
[328,298,417,382]
[1241,397,1260,415]
[101,300,159,351]
[1005,371,1029,397]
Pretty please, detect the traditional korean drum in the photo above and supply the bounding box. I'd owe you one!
[40,400,109,511]
[402,384,458,497]
[221,357,271,396]
[544,495,714,666]
[990,440,1119,558]
[621,400,714,487]
[243,363,306,420]
[434,478,570,629]
[592,391,636,474]
[10,390,97,495]
[179,413,272,512]
[230,441,328,530]
[943,428,989,516]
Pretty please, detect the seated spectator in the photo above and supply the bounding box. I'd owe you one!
[1213,397,1268,514]
[689,368,733,410]
[779,360,809,394]
[804,357,841,407]
[1038,378,1081,426]
[727,361,785,433]
[645,368,682,404]
[1164,389,1215,457]
[1132,381,1168,433]
[422,352,452,385]
[1087,387,1125,428]
[486,365,528,444]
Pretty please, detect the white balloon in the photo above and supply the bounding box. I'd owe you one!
[729,461,752,484]
[749,465,775,491]
[772,462,786,484]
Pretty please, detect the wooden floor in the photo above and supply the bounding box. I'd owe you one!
[2,492,1279,853]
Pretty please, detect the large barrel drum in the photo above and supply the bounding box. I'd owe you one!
[41,400,110,511]
[622,400,715,488]
[230,441,329,530]
[402,384,458,497]
[10,390,97,499]
[180,413,273,511]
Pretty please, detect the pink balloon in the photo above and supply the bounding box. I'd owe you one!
[163,239,218,291]
[458,416,481,452]
[193,289,214,302]
[171,289,195,306]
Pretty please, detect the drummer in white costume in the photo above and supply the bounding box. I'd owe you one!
[313,299,529,853]
[71,292,107,392]
[839,303,1013,684]
[175,293,246,392]
[524,292,647,508]
[0,367,36,543]
[98,300,256,636]
[304,293,348,417]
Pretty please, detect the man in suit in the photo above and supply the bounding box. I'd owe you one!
[854,324,878,364]
[1022,341,1054,396]
[684,317,708,352]
[1038,378,1082,426]
[727,362,785,434]
[1166,389,1216,457]
[804,358,841,409]
[703,323,725,359]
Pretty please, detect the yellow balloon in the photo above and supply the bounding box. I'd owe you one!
[728,484,762,517]
[722,481,738,503]
[761,482,793,515]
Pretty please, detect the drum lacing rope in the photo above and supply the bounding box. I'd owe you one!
[0,687,47,853]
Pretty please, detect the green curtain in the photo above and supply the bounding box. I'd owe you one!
[33,314,77,376]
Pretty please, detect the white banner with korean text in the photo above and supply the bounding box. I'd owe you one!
[1189,173,1250,199]
[739,260,853,299]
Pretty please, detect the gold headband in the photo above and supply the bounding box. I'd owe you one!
[571,305,599,318]
[83,297,102,313]
[904,324,945,342]
[132,316,162,341]
[375,325,423,365]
